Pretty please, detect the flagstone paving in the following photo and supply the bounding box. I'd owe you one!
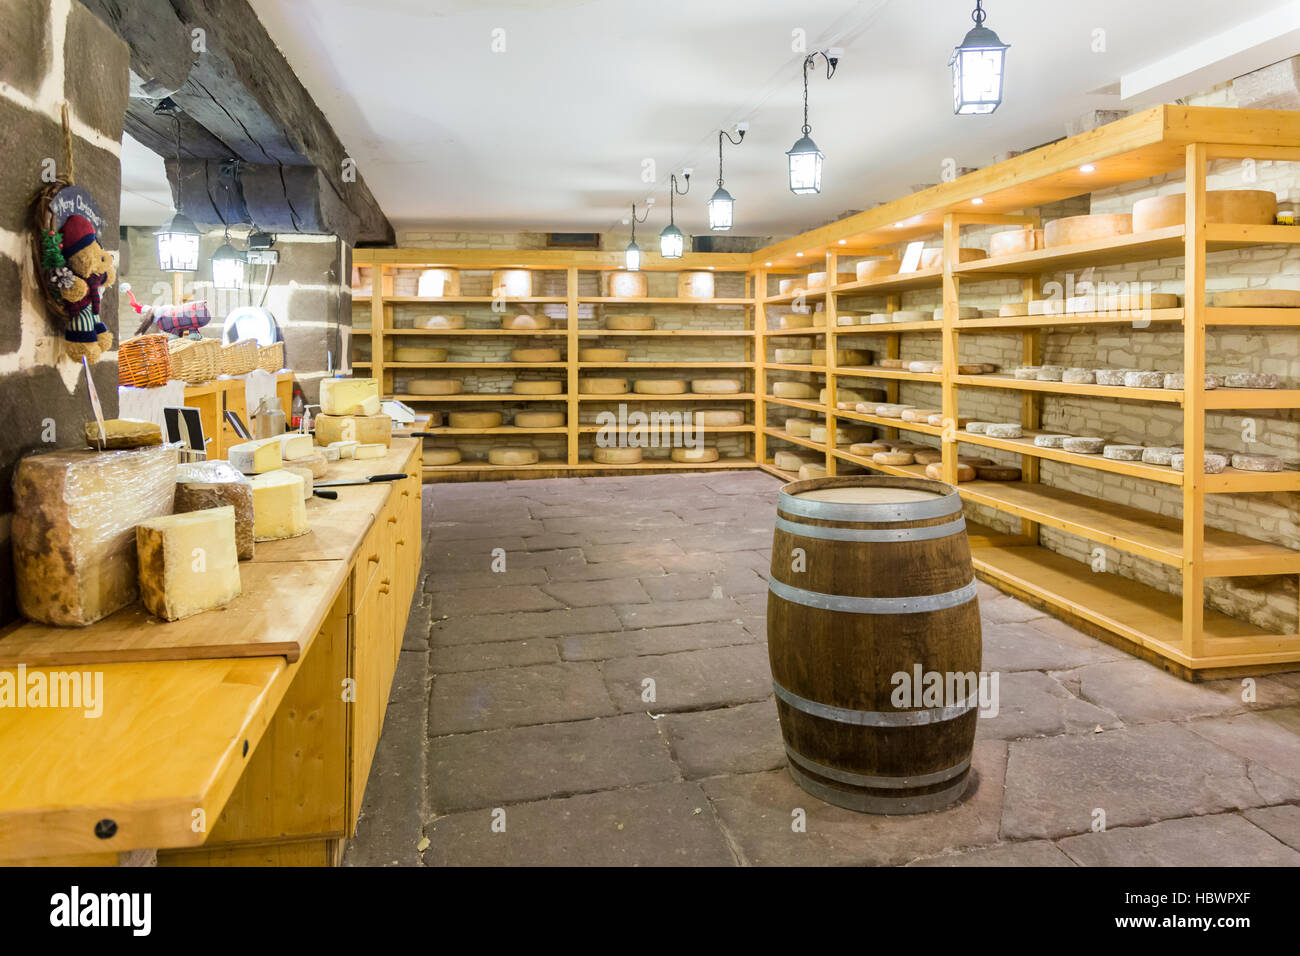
[343,472,1300,867]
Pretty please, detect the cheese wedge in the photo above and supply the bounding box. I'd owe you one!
[135,506,242,621]
[288,449,329,479]
[278,433,315,461]
[229,437,283,474]
[354,443,387,460]
[249,470,309,541]
[320,378,380,416]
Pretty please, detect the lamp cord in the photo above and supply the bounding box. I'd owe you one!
[973,0,986,26]
[802,51,837,135]
[717,129,744,188]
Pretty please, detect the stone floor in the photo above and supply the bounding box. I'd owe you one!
[343,471,1300,867]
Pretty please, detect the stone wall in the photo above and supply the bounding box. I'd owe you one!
[0,0,128,624]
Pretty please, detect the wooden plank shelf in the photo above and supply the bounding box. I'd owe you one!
[954,308,1185,331]
[575,362,751,368]
[761,326,828,337]
[578,329,752,337]
[952,373,1182,403]
[377,329,568,336]
[837,409,943,436]
[384,295,568,304]
[422,426,569,436]
[764,395,825,414]
[835,365,943,384]
[765,363,826,374]
[393,393,567,402]
[762,427,828,454]
[835,321,943,334]
[576,424,754,434]
[577,392,756,402]
[385,361,568,369]
[580,296,752,305]
[955,428,1183,485]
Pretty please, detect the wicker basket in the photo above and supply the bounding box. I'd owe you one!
[220,338,259,376]
[168,337,221,384]
[256,342,285,373]
[118,334,173,388]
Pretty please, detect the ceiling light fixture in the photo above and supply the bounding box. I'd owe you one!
[950,0,1009,115]
[659,172,691,259]
[624,200,651,271]
[153,99,200,272]
[788,51,837,194]
[709,124,748,231]
[210,161,247,290]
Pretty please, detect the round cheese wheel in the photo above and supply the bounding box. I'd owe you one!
[975,465,1022,481]
[785,419,814,437]
[581,378,630,394]
[926,462,975,482]
[988,229,1042,258]
[849,442,887,457]
[677,272,715,299]
[777,312,824,329]
[449,411,503,429]
[772,381,815,399]
[501,313,552,330]
[891,310,930,323]
[671,446,719,463]
[489,445,540,465]
[1044,214,1133,247]
[901,408,942,423]
[407,379,463,395]
[394,346,448,363]
[416,268,460,297]
[514,411,565,428]
[605,314,655,330]
[1132,190,1277,232]
[579,348,628,362]
[424,448,462,465]
[592,446,643,464]
[912,449,942,465]
[774,450,817,471]
[512,380,564,395]
[1209,289,1300,308]
[415,314,465,330]
[778,279,803,296]
[511,348,561,363]
[287,449,330,479]
[775,348,814,365]
[695,409,745,426]
[797,463,828,480]
[934,306,982,321]
[691,378,742,394]
[1100,292,1181,312]
[633,379,687,394]
[873,451,914,465]
[492,269,532,297]
[855,259,899,282]
[607,271,648,298]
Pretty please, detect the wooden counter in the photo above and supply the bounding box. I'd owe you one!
[0,438,423,866]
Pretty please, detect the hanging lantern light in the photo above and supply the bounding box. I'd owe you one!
[211,234,247,290]
[624,200,651,271]
[788,52,836,195]
[950,0,1009,115]
[709,125,747,231]
[154,99,201,271]
[659,172,690,259]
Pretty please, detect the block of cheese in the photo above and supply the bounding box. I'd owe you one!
[772,381,815,399]
[511,347,561,363]
[425,448,462,466]
[695,409,745,426]
[288,449,329,479]
[249,470,308,541]
[314,414,392,447]
[393,346,448,363]
[449,410,504,429]
[633,379,687,394]
[355,443,387,460]
[1209,289,1300,308]
[678,272,715,298]
[856,259,900,282]
[277,433,315,461]
[328,440,359,459]
[513,379,565,395]
[415,313,465,330]
[229,437,284,474]
[671,446,719,463]
[408,379,463,396]
[282,465,314,498]
[593,446,643,464]
[12,445,178,627]
[691,378,741,394]
[492,269,532,297]
[83,418,162,449]
[798,463,828,480]
[320,378,380,416]
[579,348,628,362]
[581,377,630,394]
[775,348,814,365]
[606,314,655,330]
[988,228,1043,258]
[489,445,540,465]
[515,411,565,428]
[1131,189,1276,232]
[501,313,551,330]
[136,506,242,622]
[175,460,255,561]
[607,271,648,298]
[1044,214,1132,247]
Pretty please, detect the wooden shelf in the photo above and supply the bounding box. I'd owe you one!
[955,309,1184,331]
[385,361,567,369]
[392,393,566,402]
[384,295,567,303]
[837,409,943,436]
[762,427,827,454]
[579,329,751,337]
[834,365,942,384]
[576,424,754,434]
[835,321,943,334]
[577,392,756,402]
[764,395,825,414]
[378,328,568,336]
[952,373,1182,403]
[765,363,827,374]
[575,362,751,369]
[955,428,1182,485]
[422,426,569,436]
[580,296,752,305]
[761,326,828,337]
[425,457,757,473]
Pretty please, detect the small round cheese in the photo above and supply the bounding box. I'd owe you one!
[592,446,643,464]
[772,381,815,399]
[407,379,463,395]
[489,445,540,465]
[514,411,565,428]
[449,411,504,429]
[695,409,745,426]
[671,446,719,463]
[511,348,562,363]
[633,379,687,394]
[605,314,655,331]
[581,378,630,394]
[415,314,465,330]
[425,448,463,465]
[692,378,741,394]
[394,346,448,363]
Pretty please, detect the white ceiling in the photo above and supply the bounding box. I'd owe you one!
[227,0,1292,238]
[120,131,174,226]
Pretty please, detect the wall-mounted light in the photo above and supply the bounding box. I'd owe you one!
[153,99,201,271]
[709,124,748,230]
[659,172,690,259]
[950,0,1009,115]
[788,51,837,194]
[623,200,652,271]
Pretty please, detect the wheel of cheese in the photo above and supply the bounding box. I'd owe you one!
[286,449,330,479]
[797,463,828,480]
[501,313,552,330]
[511,347,561,363]
[778,279,803,296]
[776,312,819,330]
[832,349,870,366]
[913,449,942,465]
[424,448,462,465]
[785,418,814,437]
[985,423,1024,439]
[448,411,503,429]
[901,408,942,423]
[934,306,982,321]
[775,348,814,365]
[1095,368,1134,386]
[691,378,741,394]
[875,404,914,419]
[514,411,565,428]
[878,359,906,370]
[868,313,891,324]
[579,348,628,362]
[804,271,855,291]
[966,422,994,434]
[1063,368,1095,384]
[633,379,687,394]
[957,364,990,375]
[415,314,465,330]
[927,462,975,482]
[489,445,540,465]
[592,446,643,464]
[1036,366,1066,382]
[393,346,448,363]
[1123,371,1165,389]
[1223,372,1279,389]
[999,302,1029,317]
[1209,289,1300,308]
[1013,367,1040,380]
[849,442,887,457]
[1142,446,1180,465]
[1103,444,1145,461]
[416,268,460,297]
[1171,452,1229,475]
[988,229,1043,258]
[975,465,1022,481]
[671,446,719,463]
[1031,434,1069,448]
[407,379,463,396]
[1044,214,1133,247]
[1131,190,1277,232]
[772,381,815,399]
[774,450,818,471]
[1100,292,1181,312]
[492,269,532,298]
[513,379,564,395]
[855,259,900,282]
[581,378,630,394]
[920,247,987,268]
[605,314,655,330]
[695,409,745,426]
[873,451,914,465]
[890,310,930,323]
[1062,437,1105,454]
[677,272,715,299]
[607,271,648,298]
[1231,453,1284,472]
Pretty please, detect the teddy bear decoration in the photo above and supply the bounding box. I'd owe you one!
[39,213,115,363]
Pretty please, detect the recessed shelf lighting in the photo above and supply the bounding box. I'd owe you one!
[1079,164,1096,173]
[796,252,804,257]
[837,239,847,245]
[971,197,984,205]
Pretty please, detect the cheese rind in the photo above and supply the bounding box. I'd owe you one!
[175,460,255,560]
[229,437,284,474]
[136,506,242,621]
[250,471,309,541]
[278,433,315,461]
[320,378,380,416]
[288,449,330,479]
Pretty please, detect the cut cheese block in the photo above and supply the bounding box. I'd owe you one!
[927,462,975,482]
[691,378,741,394]
[1044,214,1132,247]
[328,440,359,459]
[511,347,561,363]
[393,346,448,363]
[678,272,715,298]
[515,411,565,428]
[671,446,719,463]
[775,348,814,364]
[606,314,655,330]
[593,446,643,464]
[774,450,819,471]
[501,313,552,330]
[797,463,827,479]
[607,271,648,298]
[581,378,630,394]
[449,411,504,429]
[249,470,308,541]
[408,379,463,396]
[988,228,1043,258]
[415,313,465,330]
[785,419,814,438]
[425,448,463,465]
[282,465,315,498]
[695,410,745,426]
[11,444,179,627]
[175,460,255,561]
[83,418,162,449]
[136,506,242,622]
[288,449,330,479]
[320,378,380,416]
[492,269,532,297]
[489,445,540,465]
[314,414,392,447]
[633,379,687,394]
[772,381,815,399]
[1131,190,1277,232]
[513,380,564,395]
[579,347,628,362]
[1208,289,1300,308]
[229,437,283,474]
[354,443,387,460]
[855,259,900,282]
[278,433,315,461]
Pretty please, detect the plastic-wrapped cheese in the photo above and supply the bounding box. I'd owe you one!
[249,470,308,541]
[320,378,380,415]
[175,460,255,561]
[136,506,242,622]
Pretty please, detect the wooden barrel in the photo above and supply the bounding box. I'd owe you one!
[767,475,982,814]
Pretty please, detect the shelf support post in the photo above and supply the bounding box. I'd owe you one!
[825,252,839,475]
[940,214,960,485]
[371,266,386,398]
[566,266,579,465]
[1183,143,1209,658]
[754,267,768,469]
